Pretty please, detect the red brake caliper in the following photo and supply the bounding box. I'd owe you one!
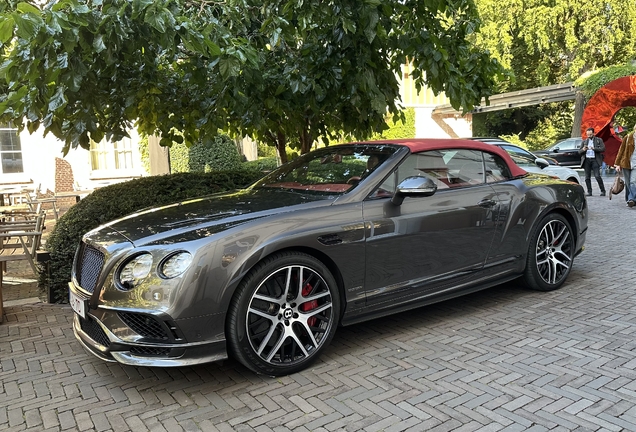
[299,282,318,328]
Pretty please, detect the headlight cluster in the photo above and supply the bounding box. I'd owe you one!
[117,252,192,290]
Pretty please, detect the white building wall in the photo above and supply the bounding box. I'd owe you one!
[4,129,62,193]
[1,126,146,193]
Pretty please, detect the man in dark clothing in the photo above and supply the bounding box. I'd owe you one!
[579,127,606,196]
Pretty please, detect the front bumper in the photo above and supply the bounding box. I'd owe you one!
[69,282,228,367]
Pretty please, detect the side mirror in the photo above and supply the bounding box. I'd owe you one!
[391,176,437,206]
[552,147,560,152]
[535,157,549,169]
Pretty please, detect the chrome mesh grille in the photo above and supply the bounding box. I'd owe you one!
[118,312,169,340]
[77,243,105,294]
[79,316,111,347]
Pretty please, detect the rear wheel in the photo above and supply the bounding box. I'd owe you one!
[522,213,574,291]
[227,251,340,376]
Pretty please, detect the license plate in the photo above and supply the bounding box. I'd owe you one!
[69,290,87,319]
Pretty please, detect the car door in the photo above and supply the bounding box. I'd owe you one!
[555,138,582,165]
[362,149,500,309]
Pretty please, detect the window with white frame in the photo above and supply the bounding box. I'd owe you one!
[90,137,136,174]
[0,125,24,174]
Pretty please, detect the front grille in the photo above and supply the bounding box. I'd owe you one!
[77,243,105,294]
[79,316,111,347]
[118,312,169,340]
[129,347,171,357]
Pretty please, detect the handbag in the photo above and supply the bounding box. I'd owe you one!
[609,173,624,200]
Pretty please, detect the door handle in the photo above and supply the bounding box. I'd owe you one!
[478,199,497,208]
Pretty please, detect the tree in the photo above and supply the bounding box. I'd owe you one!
[1,0,502,161]
[471,0,636,145]
[474,0,636,90]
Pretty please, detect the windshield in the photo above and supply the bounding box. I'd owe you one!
[251,145,399,195]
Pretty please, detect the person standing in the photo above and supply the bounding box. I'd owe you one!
[579,127,606,196]
[614,124,636,207]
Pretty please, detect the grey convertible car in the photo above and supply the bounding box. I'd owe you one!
[69,139,587,376]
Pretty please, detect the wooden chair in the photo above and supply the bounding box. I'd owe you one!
[21,186,59,222]
[0,211,45,323]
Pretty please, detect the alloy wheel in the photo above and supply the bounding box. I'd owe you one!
[246,265,334,366]
[535,219,573,285]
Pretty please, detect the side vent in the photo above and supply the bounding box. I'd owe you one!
[317,234,343,246]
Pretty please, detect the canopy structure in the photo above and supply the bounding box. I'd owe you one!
[581,76,636,166]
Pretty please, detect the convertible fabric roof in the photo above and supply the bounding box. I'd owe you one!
[359,138,528,178]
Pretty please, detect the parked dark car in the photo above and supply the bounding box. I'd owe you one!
[69,139,588,376]
[533,137,583,166]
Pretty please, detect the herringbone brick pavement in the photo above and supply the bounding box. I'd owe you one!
[2,180,636,431]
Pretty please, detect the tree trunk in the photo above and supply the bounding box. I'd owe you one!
[276,131,288,164]
[299,122,313,154]
[571,91,586,137]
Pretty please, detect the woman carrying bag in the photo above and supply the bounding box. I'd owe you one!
[614,124,636,207]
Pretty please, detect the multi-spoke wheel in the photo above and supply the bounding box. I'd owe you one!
[522,213,574,291]
[227,251,340,376]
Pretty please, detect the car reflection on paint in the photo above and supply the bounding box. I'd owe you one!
[69,139,587,376]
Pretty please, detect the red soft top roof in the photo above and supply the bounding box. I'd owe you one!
[356,138,527,178]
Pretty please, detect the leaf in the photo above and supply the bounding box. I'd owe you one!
[219,57,240,79]
[16,2,41,15]
[12,12,40,39]
[204,40,221,56]
[93,34,106,52]
[132,0,154,19]
[144,7,165,33]
[0,16,15,43]
[145,7,174,34]
[48,86,67,111]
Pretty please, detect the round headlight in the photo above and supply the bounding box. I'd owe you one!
[160,252,193,278]
[118,253,153,289]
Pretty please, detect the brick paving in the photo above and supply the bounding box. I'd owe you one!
[2,178,636,431]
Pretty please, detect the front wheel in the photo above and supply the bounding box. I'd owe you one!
[521,213,574,291]
[227,251,340,376]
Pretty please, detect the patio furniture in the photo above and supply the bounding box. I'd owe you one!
[0,210,46,323]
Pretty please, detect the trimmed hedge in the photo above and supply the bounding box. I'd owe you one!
[242,157,278,172]
[41,169,264,303]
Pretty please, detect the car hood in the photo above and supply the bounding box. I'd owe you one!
[93,188,334,245]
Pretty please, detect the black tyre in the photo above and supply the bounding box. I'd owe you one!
[227,251,340,376]
[522,213,574,291]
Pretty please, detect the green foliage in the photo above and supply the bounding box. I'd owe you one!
[257,143,278,158]
[243,157,279,172]
[41,169,264,303]
[0,0,502,161]
[615,107,636,131]
[473,102,574,150]
[499,134,525,147]
[474,0,636,90]
[170,135,242,173]
[137,135,151,174]
[372,108,416,140]
[574,63,636,98]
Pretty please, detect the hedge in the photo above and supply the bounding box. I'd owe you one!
[41,169,264,303]
[575,63,636,98]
